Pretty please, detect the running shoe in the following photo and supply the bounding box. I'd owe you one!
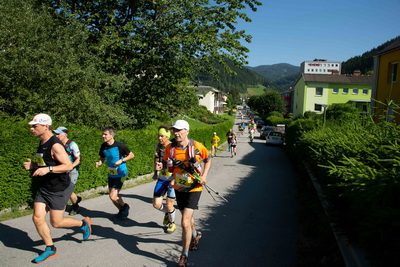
[166,222,176,233]
[163,213,169,226]
[32,247,58,263]
[189,232,202,251]
[177,255,188,267]
[69,196,82,215]
[121,204,130,219]
[81,217,92,240]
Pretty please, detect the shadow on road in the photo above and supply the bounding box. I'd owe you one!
[189,138,298,266]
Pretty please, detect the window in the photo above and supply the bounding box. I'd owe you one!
[333,88,339,94]
[343,88,349,94]
[316,87,323,96]
[362,89,368,95]
[314,104,322,112]
[353,88,359,94]
[390,63,398,83]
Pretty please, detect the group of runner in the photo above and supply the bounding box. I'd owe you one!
[23,114,212,267]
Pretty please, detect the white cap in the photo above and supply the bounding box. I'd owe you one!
[172,120,190,131]
[213,132,216,134]
[28,114,52,125]
[53,127,68,134]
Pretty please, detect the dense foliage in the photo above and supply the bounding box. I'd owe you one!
[285,105,400,266]
[246,91,285,116]
[0,0,262,128]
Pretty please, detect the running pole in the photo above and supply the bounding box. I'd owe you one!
[204,184,228,202]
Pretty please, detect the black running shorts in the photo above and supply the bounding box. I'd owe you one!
[175,191,202,210]
[34,182,74,210]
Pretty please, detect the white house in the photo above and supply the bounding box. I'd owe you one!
[191,85,226,114]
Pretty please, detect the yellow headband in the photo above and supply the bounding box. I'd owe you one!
[159,128,171,138]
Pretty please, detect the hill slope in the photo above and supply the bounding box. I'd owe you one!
[246,63,300,92]
[195,61,272,93]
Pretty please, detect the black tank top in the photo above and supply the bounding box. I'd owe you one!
[36,135,70,192]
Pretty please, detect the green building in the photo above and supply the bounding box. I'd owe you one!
[293,74,373,117]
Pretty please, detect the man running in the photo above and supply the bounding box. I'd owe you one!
[53,127,82,215]
[152,125,176,233]
[157,120,212,267]
[226,129,235,153]
[23,114,91,264]
[95,126,134,220]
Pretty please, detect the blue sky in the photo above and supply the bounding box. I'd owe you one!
[238,0,400,67]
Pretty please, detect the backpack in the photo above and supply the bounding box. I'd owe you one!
[169,139,202,175]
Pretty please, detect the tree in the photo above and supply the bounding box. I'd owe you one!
[0,0,131,128]
[247,91,285,116]
[42,0,262,125]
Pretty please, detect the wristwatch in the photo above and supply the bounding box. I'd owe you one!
[49,166,53,173]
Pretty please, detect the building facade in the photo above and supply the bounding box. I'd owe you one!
[293,74,373,117]
[192,85,226,114]
[372,38,400,123]
[300,59,341,75]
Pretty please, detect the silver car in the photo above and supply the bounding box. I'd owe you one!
[265,131,284,146]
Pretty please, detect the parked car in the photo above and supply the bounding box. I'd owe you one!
[265,131,284,146]
[256,120,264,128]
[260,126,274,139]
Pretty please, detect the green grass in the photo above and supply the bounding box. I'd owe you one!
[247,84,266,96]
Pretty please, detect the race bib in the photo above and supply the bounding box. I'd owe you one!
[108,167,118,175]
[175,171,194,188]
[35,153,46,167]
[159,170,171,177]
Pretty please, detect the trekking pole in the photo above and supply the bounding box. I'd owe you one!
[204,185,217,201]
[204,184,228,202]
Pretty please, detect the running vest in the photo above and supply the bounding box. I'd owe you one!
[35,135,70,192]
[169,139,203,176]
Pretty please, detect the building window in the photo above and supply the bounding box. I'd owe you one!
[362,89,368,95]
[353,88,359,94]
[314,104,322,112]
[316,87,323,96]
[333,88,339,94]
[390,62,398,83]
[343,88,349,94]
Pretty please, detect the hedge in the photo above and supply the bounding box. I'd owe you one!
[0,116,234,211]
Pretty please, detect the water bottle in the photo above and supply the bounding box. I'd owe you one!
[166,158,174,172]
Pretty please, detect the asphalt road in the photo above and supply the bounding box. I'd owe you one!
[0,115,299,267]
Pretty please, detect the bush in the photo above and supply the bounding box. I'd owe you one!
[285,116,400,265]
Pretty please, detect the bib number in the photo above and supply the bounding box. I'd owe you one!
[35,153,46,167]
[108,167,118,175]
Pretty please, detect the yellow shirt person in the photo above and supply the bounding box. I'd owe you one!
[211,132,220,157]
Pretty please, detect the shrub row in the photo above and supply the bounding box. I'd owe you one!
[0,116,233,211]
[286,118,400,265]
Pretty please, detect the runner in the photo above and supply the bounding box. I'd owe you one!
[53,127,82,215]
[95,126,134,220]
[23,114,91,264]
[211,132,220,157]
[156,120,212,267]
[230,134,238,157]
[152,125,176,233]
[226,129,235,153]
[249,128,255,143]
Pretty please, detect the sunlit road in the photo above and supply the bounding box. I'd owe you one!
[0,113,298,266]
